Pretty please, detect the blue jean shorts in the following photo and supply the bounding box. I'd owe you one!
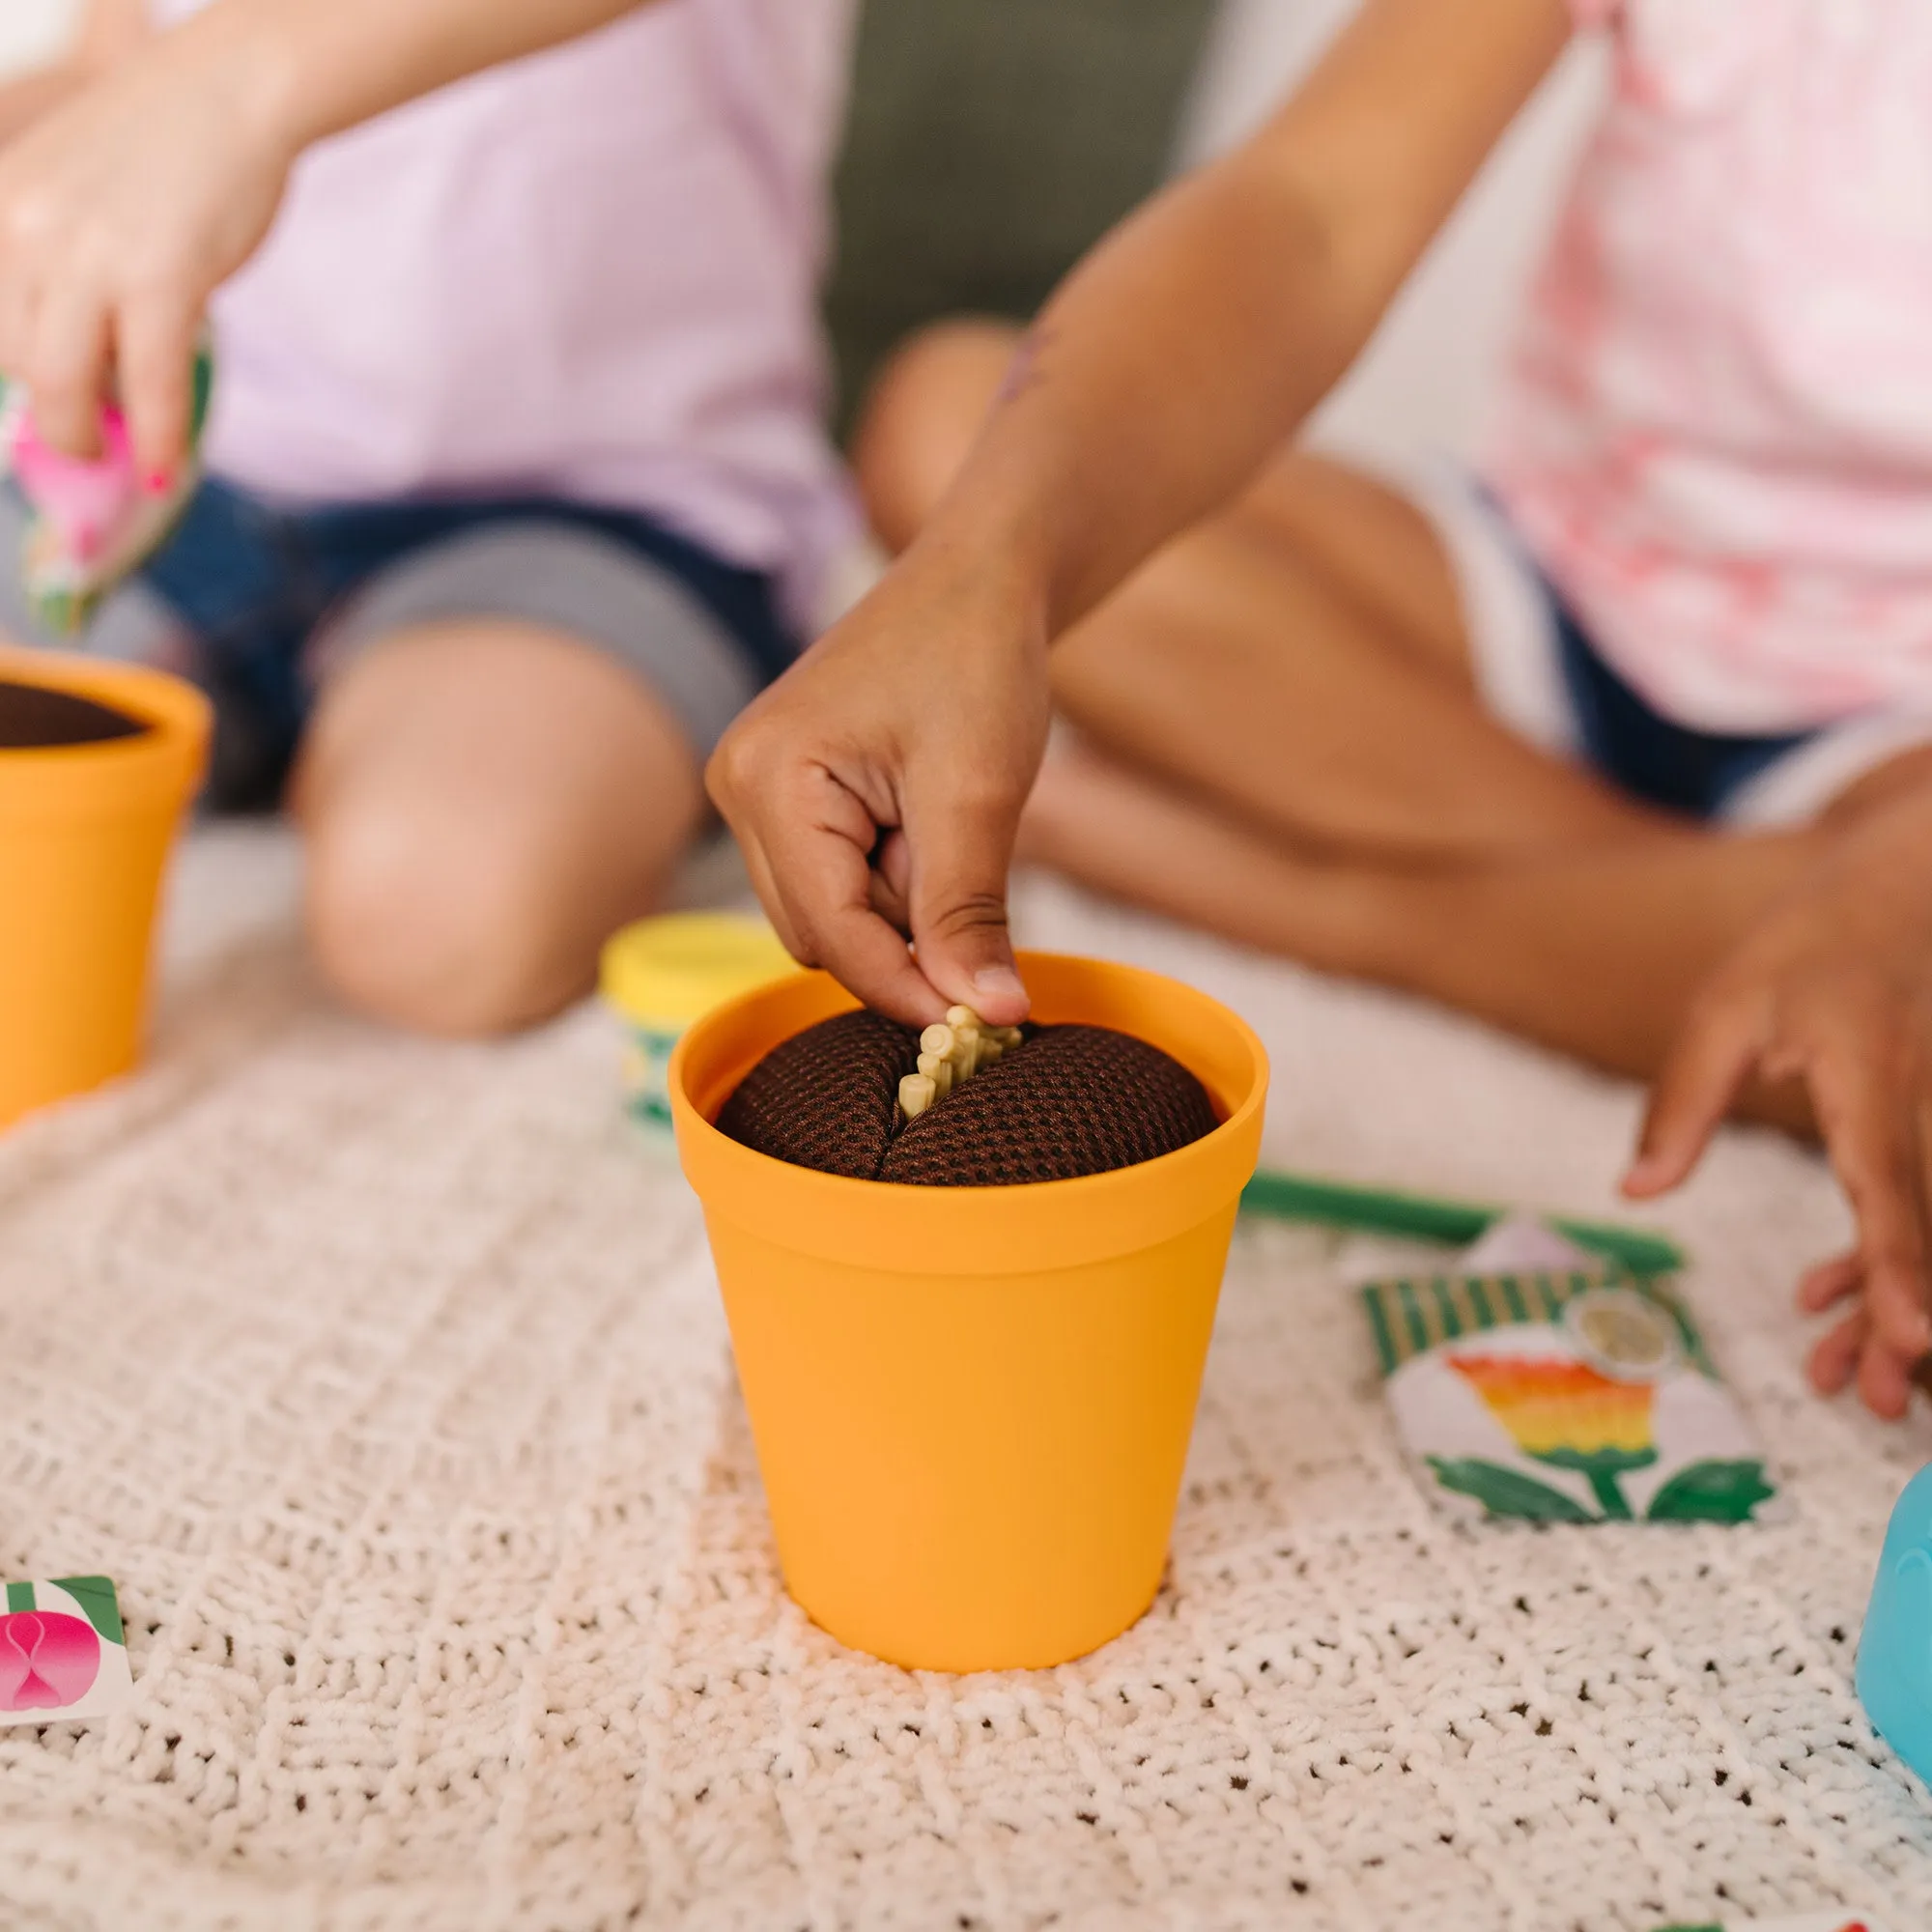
[1401,463,1932,826]
[0,478,798,810]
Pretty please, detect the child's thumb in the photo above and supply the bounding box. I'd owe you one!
[906,808,1029,1027]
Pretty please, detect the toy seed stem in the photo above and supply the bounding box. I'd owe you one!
[898,1072,937,1122]
[911,1006,1006,1109]
[952,1025,981,1079]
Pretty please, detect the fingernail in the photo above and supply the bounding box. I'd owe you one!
[972,965,1025,1003]
[1619,1156,1664,1194]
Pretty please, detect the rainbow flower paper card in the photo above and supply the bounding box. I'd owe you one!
[1360,1267,1778,1525]
[0,1577,134,1725]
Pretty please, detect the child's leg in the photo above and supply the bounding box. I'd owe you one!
[1021,744,1818,1101]
[858,321,1662,868]
[1046,470,1661,865]
[292,620,705,1037]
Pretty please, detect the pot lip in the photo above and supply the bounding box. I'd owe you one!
[0,645,211,812]
[669,950,1268,1266]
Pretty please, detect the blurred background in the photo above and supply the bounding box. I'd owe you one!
[0,0,1606,470]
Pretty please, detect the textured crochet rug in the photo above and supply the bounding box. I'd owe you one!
[3,823,1930,1932]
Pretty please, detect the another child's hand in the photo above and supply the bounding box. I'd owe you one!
[0,16,295,473]
[1625,814,1932,1418]
[707,554,1050,1028]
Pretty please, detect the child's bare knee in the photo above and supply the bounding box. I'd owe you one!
[306,809,573,1037]
[852,318,1026,550]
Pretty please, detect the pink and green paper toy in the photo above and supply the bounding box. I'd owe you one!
[0,346,213,636]
[0,1576,134,1726]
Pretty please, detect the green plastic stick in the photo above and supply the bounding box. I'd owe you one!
[1237,1167,1686,1276]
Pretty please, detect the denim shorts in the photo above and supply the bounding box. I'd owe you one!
[1400,461,1932,826]
[0,478,799,810]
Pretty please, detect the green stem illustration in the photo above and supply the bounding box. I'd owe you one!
[1532,1445,1657,1520]
[1584,1466,1634,1520]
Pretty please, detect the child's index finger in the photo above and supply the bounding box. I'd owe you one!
[757,795,949,1030]
[1624,980,1771,1198]
[114,297,200,483]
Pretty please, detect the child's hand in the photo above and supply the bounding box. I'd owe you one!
[0,0,692,475]
[1625,819,1932,1419]
[0,16,294,472]
[707,555,1050,1028]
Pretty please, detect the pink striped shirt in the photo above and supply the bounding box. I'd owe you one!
[1485,0,1932,732]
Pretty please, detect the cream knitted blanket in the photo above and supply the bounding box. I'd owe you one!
[2,825,1927,1931]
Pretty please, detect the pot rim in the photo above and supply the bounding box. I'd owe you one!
[669,950,1268,1273]
[0,645,211,820]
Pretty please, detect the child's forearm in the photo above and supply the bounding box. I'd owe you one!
[182,0,668,164]
[919,0,1572,639]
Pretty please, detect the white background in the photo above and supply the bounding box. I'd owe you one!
[0,0,73,74]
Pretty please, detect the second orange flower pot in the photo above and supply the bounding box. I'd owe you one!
[0,646,210,1131]
[670,951,1267,1672]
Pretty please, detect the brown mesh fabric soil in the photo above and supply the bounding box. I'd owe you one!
[713,1009,923,1179]
[0,678,149,748]
[717,1015,1217,1185]
[881,1024,1217,1185]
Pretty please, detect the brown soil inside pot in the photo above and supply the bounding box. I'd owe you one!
[717,1011,1219,1185]
[0,677,150,749]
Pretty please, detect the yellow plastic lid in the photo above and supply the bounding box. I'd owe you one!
[599,911,797,1029]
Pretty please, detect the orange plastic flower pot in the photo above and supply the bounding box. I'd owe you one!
[669,952,1268,1671]
[0,646,210,1130]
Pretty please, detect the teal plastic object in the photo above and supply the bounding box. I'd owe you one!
[1858,1463,1932,1784]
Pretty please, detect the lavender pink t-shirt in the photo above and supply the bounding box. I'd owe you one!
[1485,0,1932,733]
[152,0,860,637]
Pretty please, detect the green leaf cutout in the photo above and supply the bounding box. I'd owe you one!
[52,1576,126,1646]
[1643,1459,1775,1524]
[1426,1456,1597,1523]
